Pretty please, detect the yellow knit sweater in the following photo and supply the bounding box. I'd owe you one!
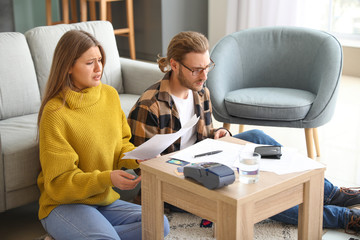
[37,83,139,219]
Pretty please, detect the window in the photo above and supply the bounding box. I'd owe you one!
[298,0,360,44]
[331,0,360,39]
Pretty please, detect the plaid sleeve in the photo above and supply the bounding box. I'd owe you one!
[195,87,215,140]
[127,98,160,147]
[207,89,216,138]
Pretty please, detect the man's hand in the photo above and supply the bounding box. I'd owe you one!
[110,170,141,190]
[214,129,229,139]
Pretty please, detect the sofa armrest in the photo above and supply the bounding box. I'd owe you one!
[120,57,163,95]
[0,133,5,212]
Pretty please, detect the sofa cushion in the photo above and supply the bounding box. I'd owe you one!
[225,87,316,121]
[25,21,123,98]
[0,114,40,192]
[0,32,41,120]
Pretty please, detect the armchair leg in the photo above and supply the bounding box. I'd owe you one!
[305,128,315,160]
[239,124,245,133]
[313,128,320,157]
[223,123,230,131]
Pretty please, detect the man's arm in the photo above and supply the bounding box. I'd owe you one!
[200,87,232,139]
[127,103,159,147]
[214,127,232,139]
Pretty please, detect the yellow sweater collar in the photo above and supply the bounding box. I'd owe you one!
[64,83,102,109]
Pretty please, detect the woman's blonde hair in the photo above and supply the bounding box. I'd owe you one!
[157,31,209,73]
[37,30,106,129]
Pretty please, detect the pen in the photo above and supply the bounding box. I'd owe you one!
[194,150,223,158]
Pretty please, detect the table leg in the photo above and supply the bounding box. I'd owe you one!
[142,170,164,240]
[298,172,324,239]
[217,201,253,239]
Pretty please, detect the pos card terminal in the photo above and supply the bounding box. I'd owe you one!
[183,162,235,190]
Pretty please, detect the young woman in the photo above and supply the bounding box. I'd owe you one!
[37,30,170,239]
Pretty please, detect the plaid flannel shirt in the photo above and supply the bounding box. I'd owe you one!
[127,71,216,155]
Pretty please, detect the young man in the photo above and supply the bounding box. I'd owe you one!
[128,31,280,154]
[127,31,360,233]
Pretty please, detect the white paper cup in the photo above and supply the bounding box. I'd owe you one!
[238,152,260,184]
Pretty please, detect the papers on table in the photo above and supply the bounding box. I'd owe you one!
[171,138,243,168]
[122,115,199,160]
[171,138,325,175]
[243,143,325,175]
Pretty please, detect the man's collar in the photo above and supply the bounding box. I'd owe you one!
[157,72,173,104]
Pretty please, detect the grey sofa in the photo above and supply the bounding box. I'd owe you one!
[0,21,163,212]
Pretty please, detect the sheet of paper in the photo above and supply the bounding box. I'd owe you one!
[171,139,325,174]
[171,138,244,168]
[122,115,199,160]
[240,143,325,174]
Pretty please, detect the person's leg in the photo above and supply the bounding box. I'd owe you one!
[100,200,170,239]
[328,185,360,208]
[270,179,353,229]
[41,204,120,240]
[322,178,360,208]
[324,178,339,204]
[270,204,350,229]
[233,129,281,146]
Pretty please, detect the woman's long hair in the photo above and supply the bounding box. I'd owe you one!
[37,30,106,129]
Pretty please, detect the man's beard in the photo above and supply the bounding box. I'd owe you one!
[178,67,204,92]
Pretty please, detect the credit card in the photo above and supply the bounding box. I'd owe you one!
[166,158,190,166]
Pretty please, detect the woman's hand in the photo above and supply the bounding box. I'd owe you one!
[136,154,161,163]
[110,170,141,190]
[214,129,229,139]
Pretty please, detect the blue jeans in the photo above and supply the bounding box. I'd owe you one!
[233,129,282,146]
[41,200,170,240]
[234,130,350,229]
[270,178,351,229]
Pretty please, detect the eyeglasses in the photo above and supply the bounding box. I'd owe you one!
[179,59,215,76]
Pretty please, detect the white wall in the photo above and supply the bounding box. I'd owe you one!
[208,0,228,50]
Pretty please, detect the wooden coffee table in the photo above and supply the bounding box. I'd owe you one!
[140,136,325,239]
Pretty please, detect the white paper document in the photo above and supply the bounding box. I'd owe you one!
[122,115,199,160]
[171,139,325,175]
[171,138,244,168]
[243,143,325,174]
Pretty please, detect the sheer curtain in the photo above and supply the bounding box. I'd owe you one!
[225,0,329,34]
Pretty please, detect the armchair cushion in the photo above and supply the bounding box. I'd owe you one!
[225,87,316,121]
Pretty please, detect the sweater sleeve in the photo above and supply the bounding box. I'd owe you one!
[39,108,113,204]
[116,109,139,169]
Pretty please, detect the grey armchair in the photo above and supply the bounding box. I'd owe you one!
[207,27,343,159]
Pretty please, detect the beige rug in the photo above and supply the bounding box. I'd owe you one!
[165,212,298,240]
[38,212,359,240]
[35,212,298,240]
